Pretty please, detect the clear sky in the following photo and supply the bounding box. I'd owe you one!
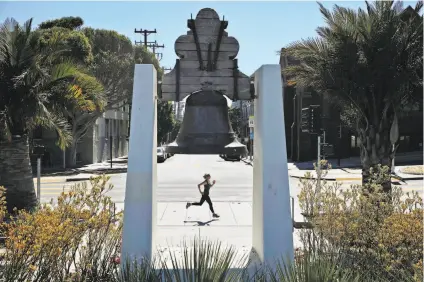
[0,1,418,75]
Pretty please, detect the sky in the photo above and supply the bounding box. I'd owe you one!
[0,1,419,75]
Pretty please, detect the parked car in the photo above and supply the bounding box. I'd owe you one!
[157,147,167,163]
[219,154,241,162]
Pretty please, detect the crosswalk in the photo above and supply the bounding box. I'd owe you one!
[36,181,254,203]
[35,179,422,204]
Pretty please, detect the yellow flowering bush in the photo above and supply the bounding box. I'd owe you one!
[0,176,122,282]
[297,163,423,281]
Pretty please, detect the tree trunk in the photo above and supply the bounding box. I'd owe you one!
[359,124,392,193]
[0,135,38,213]
[68,140,78,167]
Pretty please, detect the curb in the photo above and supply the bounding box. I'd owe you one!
[66,177,92,182]
[395,176,424,181]
[76,168,127,175]
[289,175,410,183]
[290,175,337,181]
[241,159,253,166]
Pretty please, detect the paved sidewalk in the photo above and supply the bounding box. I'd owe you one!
[242,151,423,181]
[289,166,423,181]
[114,201,304,263]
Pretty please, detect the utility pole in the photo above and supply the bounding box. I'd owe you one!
[147,41,165,60]
[337,123,342,167]
[146,41,164,54]
[134,28,157,46]
[317,134,321,190]
[135,40,156,46]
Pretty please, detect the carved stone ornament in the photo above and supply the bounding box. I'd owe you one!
[160,8,254,101]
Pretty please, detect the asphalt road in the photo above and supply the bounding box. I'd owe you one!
[38,154,422,206]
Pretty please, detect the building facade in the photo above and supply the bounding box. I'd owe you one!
[173,101,186,122]
[32,105,130,168]
[231,100,254,143]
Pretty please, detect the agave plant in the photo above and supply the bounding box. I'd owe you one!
[0,18,102,213]
[263,252,360,282]
[161,238,249,282]
[115,257,162,282]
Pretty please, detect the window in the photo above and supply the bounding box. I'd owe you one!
[350,136,361,148]
[350,136,356,148]
[105,119,110,137]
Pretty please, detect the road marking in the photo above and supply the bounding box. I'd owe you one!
[33,178,68,184]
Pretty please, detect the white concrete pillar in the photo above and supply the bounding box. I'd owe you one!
[121,64,157,262]
[252,65,294,268]
[96,118,106,163]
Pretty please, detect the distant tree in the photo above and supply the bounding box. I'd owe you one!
[169,119,181,142]
[228,107,243,136]
[56,28,134,166]
[38,16,84,30]
[38,26,93,64]
[64,29,165,165]
[157,101,175,145]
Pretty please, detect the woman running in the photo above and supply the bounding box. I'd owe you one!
[186,173,220,218]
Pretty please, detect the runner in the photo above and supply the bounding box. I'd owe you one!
[186,173,220,218]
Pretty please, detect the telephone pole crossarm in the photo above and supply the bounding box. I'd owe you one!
[134,28,157,46]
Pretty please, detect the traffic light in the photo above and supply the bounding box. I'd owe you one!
[300,105,322,134]
[309,105,321,134]
[301,108,310,133]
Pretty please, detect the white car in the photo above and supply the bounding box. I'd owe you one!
[157,147,166,163]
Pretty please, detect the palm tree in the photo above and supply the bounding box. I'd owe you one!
[283,1,423,191]
[0,18,101,212]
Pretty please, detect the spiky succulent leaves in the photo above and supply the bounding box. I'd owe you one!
[115,256,162,282]
[266,252,360,282]
[162,238,248,282]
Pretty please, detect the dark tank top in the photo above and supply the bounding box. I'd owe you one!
[203,181,211,196]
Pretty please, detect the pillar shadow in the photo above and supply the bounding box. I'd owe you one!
[183,219,218,226]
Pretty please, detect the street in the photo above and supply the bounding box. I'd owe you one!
[35,155,423,254]
[37,154,423,205]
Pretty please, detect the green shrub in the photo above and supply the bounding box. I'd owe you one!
[297,162,423,281]
[0,176,122,282]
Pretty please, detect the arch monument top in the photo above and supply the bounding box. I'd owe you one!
[161,8,253,102]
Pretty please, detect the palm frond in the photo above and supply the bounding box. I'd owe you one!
[34,102,72,150]
[414,1,423,13]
